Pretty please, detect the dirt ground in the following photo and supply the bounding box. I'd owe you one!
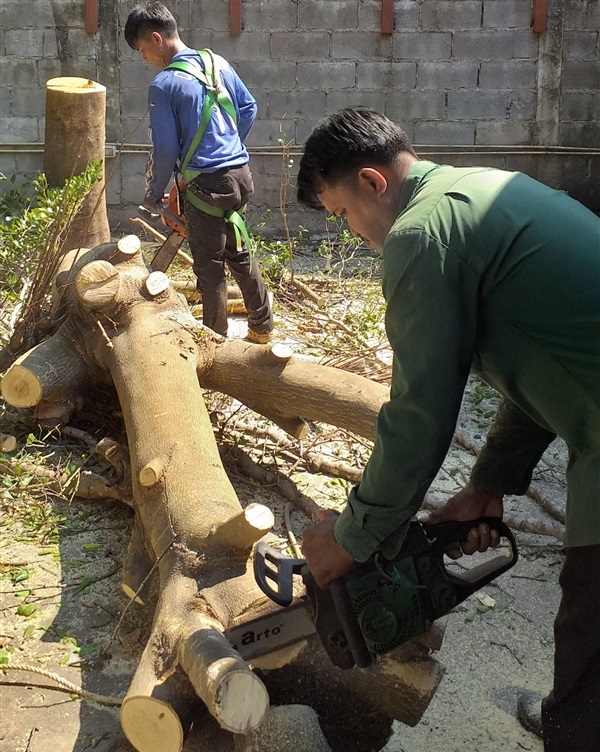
[0,260,566,752]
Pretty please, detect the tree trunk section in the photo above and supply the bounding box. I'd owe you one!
[44,77,110,251]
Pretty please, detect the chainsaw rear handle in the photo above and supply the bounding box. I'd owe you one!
[424,517,518,593]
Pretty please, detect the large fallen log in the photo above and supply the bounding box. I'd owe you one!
[0,237,443,751]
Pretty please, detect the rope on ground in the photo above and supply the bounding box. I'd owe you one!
[1,663,123,706]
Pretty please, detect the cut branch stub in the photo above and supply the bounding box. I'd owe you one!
[117,234,142,256]
[76,260,122,309]
[211,503,275,550]
[138,458,165,488]
[178,626,269,734]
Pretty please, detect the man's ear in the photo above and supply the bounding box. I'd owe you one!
[356,167,388,196]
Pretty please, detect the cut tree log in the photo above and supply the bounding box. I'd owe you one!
[44,77,110,251]
[0,237,444,750]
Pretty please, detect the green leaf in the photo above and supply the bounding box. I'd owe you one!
[17,603,37,617]
[22,624,37,639]
[11,568,30,583]
[15,590,30,599]
[0,649,9,665]
[82,543,100,552]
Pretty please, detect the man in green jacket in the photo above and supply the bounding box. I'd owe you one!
[298,107,599,752]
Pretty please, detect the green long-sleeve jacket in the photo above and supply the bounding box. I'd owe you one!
[334,161,600,560]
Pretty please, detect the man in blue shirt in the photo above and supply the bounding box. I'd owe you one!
[125,2,273,342]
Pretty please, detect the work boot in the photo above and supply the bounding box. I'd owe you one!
[517,691,543,739]
[245,328,273,344]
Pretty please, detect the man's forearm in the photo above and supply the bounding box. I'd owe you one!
[470,398,556,494]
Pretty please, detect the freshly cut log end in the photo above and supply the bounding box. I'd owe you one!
[0,364,42,407]
[76,260,121,309]
[179,626,269,734]
[121,695,183,752]
[213,503,274,549]
[145,271,170,297]
[0,434,17,452]
[139,459,164,487]
[269,342,293,362]
[217,669,270,733]
[117,235,142,256]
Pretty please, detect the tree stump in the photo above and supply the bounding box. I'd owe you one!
[44,76,110,251]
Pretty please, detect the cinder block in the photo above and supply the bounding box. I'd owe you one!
[120,89,152,121]
[386,89,445,120]
[512,31,539,60]
[561,92,596,121]
[559,120,600,147]
[37,58,64,86]
[332,31,391,59]
[563,0,600,30]
[236,60,297,92]
[268,90,326,121]
[421,2,482,31]
[208,31,271,63]
[0,116,40,141]
[357,61,416,90]
[120,152,149,177]
[452,31,515,60]
[448,90,509,119]
[120,118,151,146]
[7,88,46,118]
[562,31,598,61]
[271,32,331,61]
[120,60,156,88]
[0,57,38,88]
[245,0,299,31]
[296,117,324,146]
[299,1,358,30]
[479,61,537,90]
[298,62,355,89]
[562,61,600,90]
[483,0,531,29]
[326,90,386,116]
[508,91,537,119]
[359,0,419,32]
[5,30,45,58]
[417,61,478,90]
[476,120,534,145]
[394,32,451,60]
[121,173,146,204]
[49,28,98,60]
[246,117,296,147]
[193,0,229,31]
[414,120,475,145]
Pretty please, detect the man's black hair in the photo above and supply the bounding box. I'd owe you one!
[124,2,178,49]
[297,107,417,210]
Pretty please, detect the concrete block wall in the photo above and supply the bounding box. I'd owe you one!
[1,0,598,235]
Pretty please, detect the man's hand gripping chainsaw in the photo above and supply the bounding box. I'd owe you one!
[225,517,517,670]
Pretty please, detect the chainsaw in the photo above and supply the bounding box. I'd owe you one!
[224,517,518,670]
[138,181,187,272]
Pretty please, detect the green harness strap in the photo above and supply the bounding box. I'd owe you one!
[166,49,252,255]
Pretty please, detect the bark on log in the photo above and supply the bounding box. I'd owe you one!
[44,77,110,251]
[198,339,388,441]
[0,239,444,747]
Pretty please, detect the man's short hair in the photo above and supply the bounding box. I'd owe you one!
[125,2,178,49]
[297,107,417,210]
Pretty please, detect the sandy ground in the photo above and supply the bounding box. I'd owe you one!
[1,307,565,752]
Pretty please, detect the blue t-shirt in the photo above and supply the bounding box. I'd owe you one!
[145,48,257,203]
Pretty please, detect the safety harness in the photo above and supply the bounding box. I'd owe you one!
[166,49,252,253]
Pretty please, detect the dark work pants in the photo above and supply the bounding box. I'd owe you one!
[542,544,600,751]
[184,164,273,338]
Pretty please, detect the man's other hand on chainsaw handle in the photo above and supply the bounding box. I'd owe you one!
[423,482,504,558]
[301,508,354,589]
